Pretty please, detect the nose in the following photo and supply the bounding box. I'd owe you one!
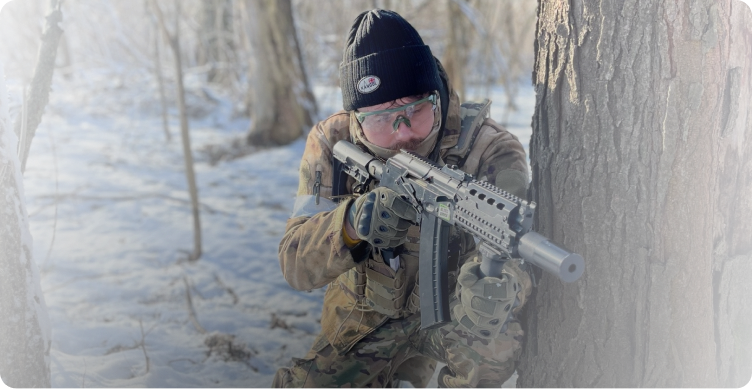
[393,119,416,140]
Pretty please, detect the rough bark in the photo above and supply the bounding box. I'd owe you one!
[152,0,202,261]
[15,1,63,173]
[245,0,317,147]
[518,0,752,387]
[0,60,51,388]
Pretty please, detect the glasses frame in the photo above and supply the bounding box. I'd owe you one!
[355,93,437,125]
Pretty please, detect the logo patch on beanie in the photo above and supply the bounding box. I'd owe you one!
[357,76,381,94]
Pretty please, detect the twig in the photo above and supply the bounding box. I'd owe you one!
[35,191,228,215]
[138,319,151,374]
[17,85,28,161]
[28,184,87,217]
[81,358,86,388]
[213,273,239,305]
[42,126,60,272]
[150,0,203,262]
[269,313,293,333]
[168,358,198,366]
[183,276,207,334]
[148,1,171,143]
[42,272,130,293]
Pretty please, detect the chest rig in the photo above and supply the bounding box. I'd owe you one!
[335,99,492,319]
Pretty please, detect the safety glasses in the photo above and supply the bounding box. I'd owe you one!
[355,93,437,135]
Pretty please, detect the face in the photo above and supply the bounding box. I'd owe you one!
[356,93,437,151]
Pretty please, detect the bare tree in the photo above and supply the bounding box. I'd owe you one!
[0,59,51,389]
[518,0,752,387]
[0,1,45,80]
[198,0,235,85]
[15,0,64,173]
[245,0,317,147]
[148,2,172,143]
[442,0,470,101]
[151,0,202,261]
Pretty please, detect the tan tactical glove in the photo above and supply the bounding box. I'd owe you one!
[454,261,520,339]
[347,187,418,248]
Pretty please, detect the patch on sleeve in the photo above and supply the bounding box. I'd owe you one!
[495,169,528,199]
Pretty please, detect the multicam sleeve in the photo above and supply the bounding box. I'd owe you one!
[278,120,361,291]
[464,119,529,199]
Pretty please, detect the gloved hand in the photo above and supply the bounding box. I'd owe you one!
[454,261,520,339]
[347,187,418,248]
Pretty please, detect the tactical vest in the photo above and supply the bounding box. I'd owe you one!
[337,99,493,318]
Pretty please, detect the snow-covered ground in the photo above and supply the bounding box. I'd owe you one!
[15,76,535,387]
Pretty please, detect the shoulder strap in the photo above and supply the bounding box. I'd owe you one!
[445,99,492,168]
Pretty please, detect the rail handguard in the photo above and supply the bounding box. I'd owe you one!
[332,140,584,329]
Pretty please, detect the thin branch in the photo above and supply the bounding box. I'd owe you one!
[81,358,86,388]
[149,0,175,51]
[213,273,239,305]
[138,319,151,374]
[35,192,230,216]
[17,85,28,160]
[151,0,202,261]
[41,126,60,272]
[168,358,198,366]
[42,272,131,294]
[102,1,145,64]
[148,2,171,143]
[173,0,180,46]
[27,185,86,217]
[183,276,207,334]
[451,0,511,82]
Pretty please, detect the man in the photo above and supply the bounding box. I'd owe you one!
[273,9,532,388]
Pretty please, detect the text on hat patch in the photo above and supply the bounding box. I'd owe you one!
[357,76,381,94]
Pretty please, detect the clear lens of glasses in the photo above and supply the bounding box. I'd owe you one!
[356,93,436,134]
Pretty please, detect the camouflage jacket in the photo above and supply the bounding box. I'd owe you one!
[278,76,529,356]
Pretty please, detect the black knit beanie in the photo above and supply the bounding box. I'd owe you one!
[339,9,443,111]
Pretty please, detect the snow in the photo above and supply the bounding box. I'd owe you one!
[6,72,535,387]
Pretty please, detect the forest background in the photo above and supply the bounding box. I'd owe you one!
[0,0,538,387]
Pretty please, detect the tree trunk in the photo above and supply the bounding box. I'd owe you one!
[199,0,235,85]
[15,0,63,173]
[245,0,317,147]
[0,59,51,389]
[518,0,752,387]
[151,10,171,143]
[152,0,202,261]
[443,0,468,102]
